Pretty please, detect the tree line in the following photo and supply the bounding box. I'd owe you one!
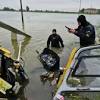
[0,6,30,12]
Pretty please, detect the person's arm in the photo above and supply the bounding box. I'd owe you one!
[47,36,51,48]
[66,25,88,38]
[59,36,64,47]
[67,25,92,39]
[74,25,93,38]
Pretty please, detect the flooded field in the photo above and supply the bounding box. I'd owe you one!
[0,11,100,100]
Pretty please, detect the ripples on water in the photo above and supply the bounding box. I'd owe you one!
[0,11,100,100]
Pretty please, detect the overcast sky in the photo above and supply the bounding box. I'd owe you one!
[0,0,100,11]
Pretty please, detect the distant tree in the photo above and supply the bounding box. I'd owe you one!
[3,7,15,11]
[3,7,10,11]
[26,6,30,12]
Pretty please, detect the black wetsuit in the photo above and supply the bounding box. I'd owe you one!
[74,22,95,47]
[47,33,64,48]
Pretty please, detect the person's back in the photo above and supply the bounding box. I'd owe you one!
[47,29,64,48]
[76,22,95,47]
[67,15,95,47]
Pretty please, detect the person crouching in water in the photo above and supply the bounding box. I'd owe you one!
[47,29,64,48]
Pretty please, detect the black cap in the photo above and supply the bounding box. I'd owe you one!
[52,29,56,32]
[77,15,86,24]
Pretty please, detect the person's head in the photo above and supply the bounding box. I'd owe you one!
[52,29,57,34]
[77,15,87,26]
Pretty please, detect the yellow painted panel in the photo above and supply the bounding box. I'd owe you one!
[0,47,11,57]
[57,48,77,89]
[0,78,12,94]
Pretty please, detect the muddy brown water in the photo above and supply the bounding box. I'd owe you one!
[0,11,100,100]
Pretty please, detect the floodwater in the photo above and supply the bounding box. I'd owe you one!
[0,11,100,100]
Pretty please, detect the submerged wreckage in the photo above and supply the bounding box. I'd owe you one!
[0,46,28,98]
[54,45,100,100]
[37,45,100,100]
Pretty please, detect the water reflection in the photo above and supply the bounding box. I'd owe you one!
[11,33,19,59]
[10,32,31,100]
[11,32,31,59]
[50,47,64,55]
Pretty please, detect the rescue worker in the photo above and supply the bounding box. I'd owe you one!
[47,29,64,48]
[67,15,95,47]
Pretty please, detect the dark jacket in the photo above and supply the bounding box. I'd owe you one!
[74,22,95,47]
[47,33,64,48]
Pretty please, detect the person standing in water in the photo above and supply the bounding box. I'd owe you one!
[47,29,64,48]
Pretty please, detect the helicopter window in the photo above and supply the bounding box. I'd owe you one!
[72,55,100,77]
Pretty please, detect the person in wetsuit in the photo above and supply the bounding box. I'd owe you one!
[67,15,95,47]
[47,29,64,48]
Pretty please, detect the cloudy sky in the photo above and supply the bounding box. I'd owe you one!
[0,0,100,11]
